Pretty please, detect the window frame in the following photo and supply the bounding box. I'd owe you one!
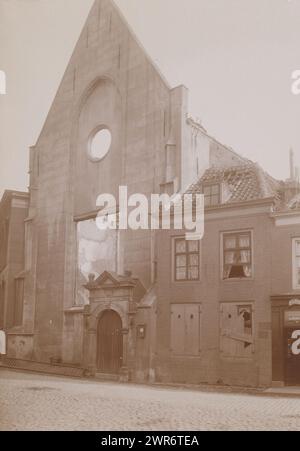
[292,237,300,290]
[221,230,254,281]
[202,183,221,207]
[173,237,201,282]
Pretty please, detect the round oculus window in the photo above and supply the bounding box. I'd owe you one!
[88,127,112,162]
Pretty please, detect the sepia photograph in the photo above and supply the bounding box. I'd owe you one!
[0,0,300,435]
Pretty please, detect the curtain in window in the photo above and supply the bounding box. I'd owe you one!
[243,264,252,277]
[224,237,236,249]
[223,233,252,279]
[225,252,235,263]
[188,241,198,252]
[176,240,186,253]
[240,250,252,276]
[239,235,250,248]
[224,251,235,278]
[175,238,200,281]
[176,255,186,267]
[188,267,199,280]
[189,255,198,266]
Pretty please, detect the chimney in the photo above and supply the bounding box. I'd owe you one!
[295,167,300,184]
[285,148,300,203]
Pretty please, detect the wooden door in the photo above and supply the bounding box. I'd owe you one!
[97,310,123,374]
[285,327,300,385]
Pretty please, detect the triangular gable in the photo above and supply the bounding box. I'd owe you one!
[95,271,121,287]
[35,0,170,147]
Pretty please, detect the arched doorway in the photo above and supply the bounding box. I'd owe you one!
[97,310,123,374]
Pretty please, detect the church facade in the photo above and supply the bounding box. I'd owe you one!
[0,0,300,388]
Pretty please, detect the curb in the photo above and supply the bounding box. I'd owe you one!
[1,365,300,399]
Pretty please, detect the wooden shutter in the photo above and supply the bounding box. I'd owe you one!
[171,304,201,356]
[171,304,185,355]
[185,304,201,356]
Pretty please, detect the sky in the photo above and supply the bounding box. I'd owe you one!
[0,0,300,196]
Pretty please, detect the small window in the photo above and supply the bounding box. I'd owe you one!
[293,238,300,289]
[88,127,112,162]
[203,183,221,207]
[222,231,252,280]
[174,238,200,281]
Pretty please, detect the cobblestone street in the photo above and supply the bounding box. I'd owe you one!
[1,369,300,431]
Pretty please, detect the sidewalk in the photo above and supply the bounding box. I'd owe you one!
[152,381,300,399]
[263,386,300,398]
[2,363,300,399]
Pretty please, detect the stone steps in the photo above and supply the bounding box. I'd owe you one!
[0,356,85,378]
[94,372,120,382]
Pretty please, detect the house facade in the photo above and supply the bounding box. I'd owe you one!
[271,190,300,387]
[0,0,300,387]
[155,163,300,387]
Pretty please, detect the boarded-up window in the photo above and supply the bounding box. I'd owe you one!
[220,303,254,357]
[170,304,201,356]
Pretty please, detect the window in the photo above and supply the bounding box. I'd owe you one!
[203,184,221,207]
[88,127,112,162]
[170,304,201,356]
[220,303,254,357]
[76,219,118,305]
[293,238,300,289]
[174,238,200,281]
[222,231,252,280]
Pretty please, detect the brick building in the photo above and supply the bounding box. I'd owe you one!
[0,191,28,333]
[155,161,300,387]
[0,0,299,387]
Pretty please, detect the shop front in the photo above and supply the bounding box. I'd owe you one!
[272,295,300,386]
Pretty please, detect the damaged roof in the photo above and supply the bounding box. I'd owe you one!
[187,162,284,206]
